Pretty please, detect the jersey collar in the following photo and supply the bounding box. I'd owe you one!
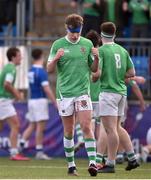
[103,42,115,45]
[65,36,81,44]
[32,64,43,68]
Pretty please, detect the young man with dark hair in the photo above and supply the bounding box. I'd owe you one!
[98,22,138,173]
[20,48,57,160]
[47,14,99,176]
[0,47,29,161]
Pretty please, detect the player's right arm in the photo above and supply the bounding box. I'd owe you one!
[47,42,64,73]
[131,81,146,112]
[43,85,58,108]
[91,68,101,82]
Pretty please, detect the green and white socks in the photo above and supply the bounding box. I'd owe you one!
[64,136,76,168]
[64,136,97,167]
[127,151,136,162]
[96,153,104,164]
[85,138,96,165]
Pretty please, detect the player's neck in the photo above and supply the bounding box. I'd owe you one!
[33,60,43,66]
[102,37,114,45]
[103,42,114,45]
[9,61,17,66]
[65,35,80,44]
[103,39,114,45]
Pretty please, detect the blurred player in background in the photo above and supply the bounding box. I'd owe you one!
[20,49,57,160]
[0,47,29,161]
[47,14,99,176]
[140,127,151,162]
[116,78,146,164]
[74,30,102,153]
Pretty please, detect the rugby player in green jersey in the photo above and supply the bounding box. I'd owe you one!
[98,22,139,173]
[47,14,99,176]
[0,47,29,161]
[97,78,144,172]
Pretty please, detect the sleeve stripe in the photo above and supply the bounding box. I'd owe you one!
[41,81,49,86]
[5,73,14,83]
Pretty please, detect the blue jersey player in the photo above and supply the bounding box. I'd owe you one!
[20,49,57,160]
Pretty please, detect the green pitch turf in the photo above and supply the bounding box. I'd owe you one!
[0,157,151,179]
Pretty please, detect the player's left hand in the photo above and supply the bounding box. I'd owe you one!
[135,76,146,84]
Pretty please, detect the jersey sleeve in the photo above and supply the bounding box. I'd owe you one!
[128,80,136,87]
[4,66,16,83]
[39,69,49,86]
[126,52,134,71]
[47,41,58,62]
[99,48,103,70]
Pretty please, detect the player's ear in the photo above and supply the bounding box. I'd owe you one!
[65,24,67,29]
[65,24,68,33]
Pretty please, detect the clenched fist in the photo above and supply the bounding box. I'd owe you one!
[91,47,99,58]
[55,48,64,61]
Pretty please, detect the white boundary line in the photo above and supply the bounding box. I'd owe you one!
[0,179,150,180]
[0,165,150,171]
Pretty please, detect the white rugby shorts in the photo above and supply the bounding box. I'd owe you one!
[99,92,126,117]
[57,94,92,116]
[0,99,16,120]
[26,98,49,122]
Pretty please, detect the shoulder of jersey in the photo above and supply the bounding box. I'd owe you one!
[7,63,15,69]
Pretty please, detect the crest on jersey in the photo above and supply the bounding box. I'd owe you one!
[80,47,86,54]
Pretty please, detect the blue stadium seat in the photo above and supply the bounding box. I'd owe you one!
[131,56,149,78]
[0,25,17,46]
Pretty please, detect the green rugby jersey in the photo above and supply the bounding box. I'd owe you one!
[90,79,100,102]
[99,43,134,96]
[48,36,94,98]
[0,63,16,99]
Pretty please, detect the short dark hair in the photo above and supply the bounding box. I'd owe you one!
[65,13,83,29]
[85,30,100,47]
[7,47,20,62]
[101,22,116,37]
[32,49,43,60]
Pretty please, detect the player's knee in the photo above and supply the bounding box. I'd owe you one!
[105,127,116,135]
[82,125,91,135]
[11,119,20,132]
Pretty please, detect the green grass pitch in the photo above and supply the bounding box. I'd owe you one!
[0,157,151,179]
